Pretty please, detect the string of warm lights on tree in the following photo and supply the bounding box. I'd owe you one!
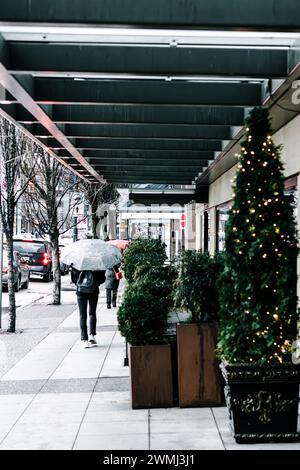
[218,107,299,365]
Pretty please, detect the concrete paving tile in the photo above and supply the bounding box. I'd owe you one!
[94,377,129,392]
[150,418,217,434]
[31,392,91,406]
[111,332,126,346]
[0,394,35,408]
[22,398,86,411]
[18,407,86,422]
[150,407,213,421]
[103,356,127,368]
[101,353,128,366]
[41,378,97,393]
[0,421,80,450]
[50,332,114,380]
[211,406,229,419]
[89,391,130,404]
[0,394,35,422]
[83,409,148,423]
[57,311,79,329]
[22,392,91,418]
[17,411,85,425]
[51,351,106,380]
[0,349,68,381]
[34,332,78,350]
[87,393,132,412]
[78,420,148,436]
[100,368,129,378]
[104,345,126,359]
[0,379,46,394]
[150,431,224,450]
[87,401,133,412]
[71,331,115,349]
[98,313,118,327]
[0,425,13,442]
[73,433,149,450]
[0,414,23,426]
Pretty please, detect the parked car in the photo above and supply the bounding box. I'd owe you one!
[12,238,53,282]
[2,250,30,291]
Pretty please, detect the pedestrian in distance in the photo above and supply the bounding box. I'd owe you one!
[105,263,121,309]
[71,266,106,348]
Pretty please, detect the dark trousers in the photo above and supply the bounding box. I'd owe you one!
[77,293,99,341]
[106,289,117,307]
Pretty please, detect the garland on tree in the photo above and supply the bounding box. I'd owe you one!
[218,107,299,365]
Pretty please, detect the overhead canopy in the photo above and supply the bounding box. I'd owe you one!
[0,1,299,197]
[1,1,300,31]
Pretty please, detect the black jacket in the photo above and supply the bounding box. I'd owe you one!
[105,263,121,290]
[71,268,105,295]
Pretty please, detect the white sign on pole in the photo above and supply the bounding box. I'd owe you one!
[73,192,83,205]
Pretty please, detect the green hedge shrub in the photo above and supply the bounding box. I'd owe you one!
[123,239,167,283]
[173,250,223,323]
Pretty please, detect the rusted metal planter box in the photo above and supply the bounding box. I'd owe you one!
[129,343,173,409]
[177,322,222,407]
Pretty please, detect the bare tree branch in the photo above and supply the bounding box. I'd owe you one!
[0,116,37,332]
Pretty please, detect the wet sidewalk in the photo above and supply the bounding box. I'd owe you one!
[0,289,299,450]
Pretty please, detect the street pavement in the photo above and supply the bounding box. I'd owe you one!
[1,273,70,314]
[0,279,299,450]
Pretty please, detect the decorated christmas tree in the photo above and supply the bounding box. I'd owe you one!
[218,107,299,365]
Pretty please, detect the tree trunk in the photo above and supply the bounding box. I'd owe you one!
[50,233,61,305]
[7,233,16,333]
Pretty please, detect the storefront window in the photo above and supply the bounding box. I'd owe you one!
[217,208,231,252]
[284,188,298,222]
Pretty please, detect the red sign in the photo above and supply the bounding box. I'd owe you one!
[180,214,187,229]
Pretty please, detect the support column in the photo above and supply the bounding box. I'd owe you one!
[185,202,196,250]
[209,206,217,255]
[297,175,300,303]
[195,203,203,251]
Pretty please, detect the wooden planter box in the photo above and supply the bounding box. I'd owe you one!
[221,361,300,443]
[177,322,222,407]
[129,344,173,409]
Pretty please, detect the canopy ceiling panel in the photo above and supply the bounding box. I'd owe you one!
[0,1,298,189]
[4,43,288,78]
[0,1,300,31]
[26,123,233,140]
[4,104,245,126]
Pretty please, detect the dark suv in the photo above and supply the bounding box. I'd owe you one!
[13,238,53,282]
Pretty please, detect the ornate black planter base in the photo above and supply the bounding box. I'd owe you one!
[221,362,300,444]
[234,433,300,444]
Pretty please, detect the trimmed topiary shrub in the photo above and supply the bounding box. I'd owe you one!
[123,239,167,283]
[118,264,176,346]
[118,243,176,346]
[173,250,223,323]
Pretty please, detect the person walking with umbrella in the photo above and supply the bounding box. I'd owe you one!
[71,267,105,348]
[105,263,121,309]
[61,239,122,348]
